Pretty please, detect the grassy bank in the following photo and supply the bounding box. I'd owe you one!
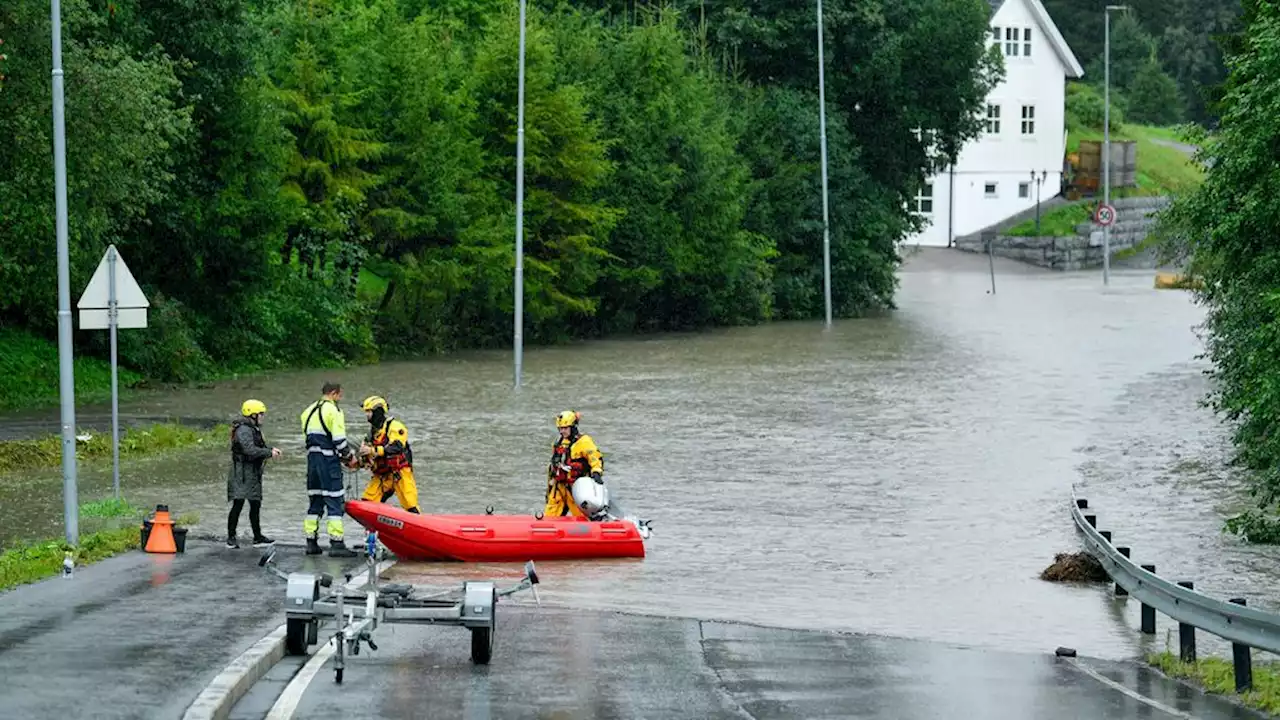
[0,421,228,474]
[1006,203,1093,237]
[1149,651,1280,715]
[1066,122,1205,197]
[0,498,200,592]
[0,328,143,412]
[1002,123,1202,239]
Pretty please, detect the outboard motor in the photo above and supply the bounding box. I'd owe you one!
[570,476,610,520]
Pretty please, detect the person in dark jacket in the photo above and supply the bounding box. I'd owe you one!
[228,399,281,549]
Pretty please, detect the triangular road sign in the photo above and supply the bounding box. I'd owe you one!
[78,245,149,309]
[77,245,150,329]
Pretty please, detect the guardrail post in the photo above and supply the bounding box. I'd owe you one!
[1100,530,1112,543]
[1176,581,1196,662]
[1230,598,1253,692]
[1114,547,1130,596]
[1140,564,1156,633]
[1085,514,1097,528]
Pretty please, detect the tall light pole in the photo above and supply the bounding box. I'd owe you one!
[51,0,79,544]
[1103,5,1127,287]
[817,0,832,327]
[513,0,526,387]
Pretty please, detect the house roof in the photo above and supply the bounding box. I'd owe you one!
[991,0,1085,78]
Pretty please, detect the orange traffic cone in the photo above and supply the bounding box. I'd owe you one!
[145,505,177,554]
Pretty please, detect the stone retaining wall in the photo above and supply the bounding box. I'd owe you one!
[953,196,1172,271]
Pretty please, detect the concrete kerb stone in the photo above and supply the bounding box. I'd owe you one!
[181,555,398,720]
[182,624,287,720]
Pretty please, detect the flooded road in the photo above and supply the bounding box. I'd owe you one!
[1,248,1261,662]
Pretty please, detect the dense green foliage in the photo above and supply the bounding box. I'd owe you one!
[0,328,141,411]
[1155,0,1280,542]
[0,0,999,385]
[1042,0,1242,126]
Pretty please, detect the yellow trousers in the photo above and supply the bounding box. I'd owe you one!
[544,481,587,519]
[362,468,420,513]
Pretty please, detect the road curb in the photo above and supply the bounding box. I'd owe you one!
[181,556,397,720]
[182,623,287,720]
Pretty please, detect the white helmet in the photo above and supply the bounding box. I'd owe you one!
[571,477,610,518]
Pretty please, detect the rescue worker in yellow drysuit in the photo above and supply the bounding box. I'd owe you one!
[545,410,604,518]
[300,382,357,557]
[356,396,421,514]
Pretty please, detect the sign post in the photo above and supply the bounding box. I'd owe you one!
[77,245,149,499]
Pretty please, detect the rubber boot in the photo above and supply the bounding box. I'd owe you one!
[328,539,357,558]
[305,538,323,555]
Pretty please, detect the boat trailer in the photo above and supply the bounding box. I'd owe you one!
[258,531,540,683]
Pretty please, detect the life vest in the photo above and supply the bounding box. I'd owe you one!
[230,419,266,460]
[550,437,590,483]
[369,417,412,474]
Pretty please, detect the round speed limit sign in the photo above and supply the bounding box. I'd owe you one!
[1095,203,1116,226]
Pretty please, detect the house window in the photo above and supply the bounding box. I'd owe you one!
[1023,27,1032,56]
[1021,105,1035,134]
[914,183,934,214]
[985,104,1001,134]
[984,182,998,198]
[1019,182,1030,199]
[1005,27,1019,56]
[991,26,1001,45]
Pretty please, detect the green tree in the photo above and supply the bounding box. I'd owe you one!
[464,4,620,343]
[1126,52,1183,125]
[557,10,773,332]
[1156,0,1280,542]
[0,0,192,333]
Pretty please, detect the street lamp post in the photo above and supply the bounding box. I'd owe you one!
[1031,169,1046,235]
[50,0,79,544]
[817,0,832,328]
[1103,5,1128,287]
[513,0,526,387]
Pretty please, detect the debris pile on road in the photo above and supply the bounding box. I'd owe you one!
[1039,552,1108,582]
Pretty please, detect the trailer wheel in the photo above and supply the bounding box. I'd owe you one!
[286,618,309,656]
[307,619,318,646]
[470,627,493,665]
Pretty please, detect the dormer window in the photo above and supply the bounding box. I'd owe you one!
[996,26,1031,57]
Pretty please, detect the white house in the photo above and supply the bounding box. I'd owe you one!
[906,0,1084,247]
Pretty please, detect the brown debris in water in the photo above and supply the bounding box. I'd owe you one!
[1040,552,1109,583]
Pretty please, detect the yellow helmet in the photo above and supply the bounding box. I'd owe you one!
[240,399,267,417]
[362,395,389,413]
[555,410,580,428]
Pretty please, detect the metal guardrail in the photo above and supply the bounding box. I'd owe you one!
[1070,485,1279,692]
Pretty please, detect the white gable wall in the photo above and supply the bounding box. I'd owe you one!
[907,0,1078,247]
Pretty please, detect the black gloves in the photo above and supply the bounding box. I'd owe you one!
[591,471,603,484]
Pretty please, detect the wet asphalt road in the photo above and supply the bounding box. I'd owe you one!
[0,539,359,720]
[260,608,1267,720]
[0,542,1271,719]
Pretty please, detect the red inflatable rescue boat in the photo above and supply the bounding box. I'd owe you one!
[344,500,647,562]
